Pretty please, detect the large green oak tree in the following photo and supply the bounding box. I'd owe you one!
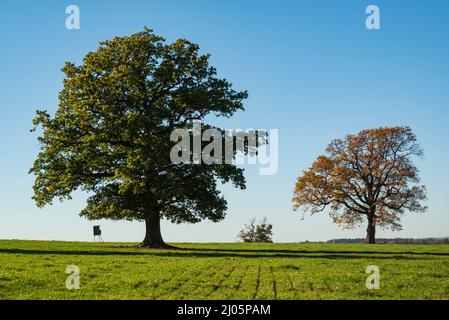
[30,28,248,248]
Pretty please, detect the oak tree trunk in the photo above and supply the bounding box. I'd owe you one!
[365,215,376,244]
[140,212,169,248]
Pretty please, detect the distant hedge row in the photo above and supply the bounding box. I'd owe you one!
[327,238,449,244]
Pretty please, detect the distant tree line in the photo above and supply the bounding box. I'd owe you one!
[327,238,449,244]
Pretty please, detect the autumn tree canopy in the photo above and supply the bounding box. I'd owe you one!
[293,126,427,244]
[30,28,248,248]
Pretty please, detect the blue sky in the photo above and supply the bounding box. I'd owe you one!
[0,0,448,242]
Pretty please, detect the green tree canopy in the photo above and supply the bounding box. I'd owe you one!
[30,28,248,248]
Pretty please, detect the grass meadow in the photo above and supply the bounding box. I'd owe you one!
[0,240,448,299]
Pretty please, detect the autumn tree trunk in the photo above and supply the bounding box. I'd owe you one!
[365,215,376,244]
[140,212,168,248]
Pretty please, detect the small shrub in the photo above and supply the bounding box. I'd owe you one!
[237,217,273,243]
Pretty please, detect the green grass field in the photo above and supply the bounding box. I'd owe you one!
[0,240,448,300]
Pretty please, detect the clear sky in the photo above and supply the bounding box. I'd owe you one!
[0,0,448,243]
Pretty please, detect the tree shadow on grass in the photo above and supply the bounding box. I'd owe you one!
[184,247,449,257]
[0,247,447,260]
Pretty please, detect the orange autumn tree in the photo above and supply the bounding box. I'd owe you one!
[293,126,427,244]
